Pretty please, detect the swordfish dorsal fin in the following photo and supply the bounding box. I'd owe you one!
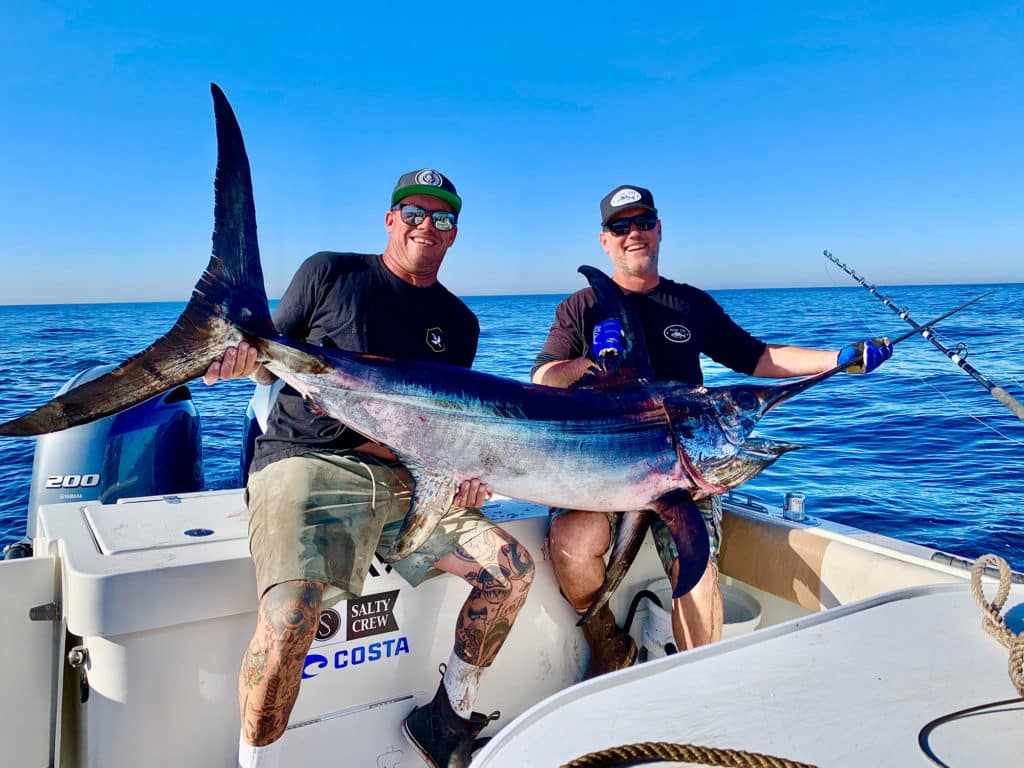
[577,264,655,380]
[0,84,276,437]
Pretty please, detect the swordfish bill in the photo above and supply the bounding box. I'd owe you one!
[3,85,957,613]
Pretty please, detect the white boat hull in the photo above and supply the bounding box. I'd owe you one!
[3,489,1018,767]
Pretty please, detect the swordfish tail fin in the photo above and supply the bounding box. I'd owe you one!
[203,83,274,335]
[0,84,275,438]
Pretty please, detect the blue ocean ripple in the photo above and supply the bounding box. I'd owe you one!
[1,285,1022,570]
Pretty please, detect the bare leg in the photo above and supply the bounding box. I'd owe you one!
[434,527,535,668]
[238,580,324,746]
[670,558,723,651]
[548,510,611,612]
[548,511,636,677]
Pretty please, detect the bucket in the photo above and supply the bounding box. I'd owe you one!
[637,578,763,659]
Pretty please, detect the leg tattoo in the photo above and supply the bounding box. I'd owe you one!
[238,580,323,745]
[451,533,534,667]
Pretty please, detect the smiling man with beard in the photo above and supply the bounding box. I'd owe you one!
[532,184,892,677]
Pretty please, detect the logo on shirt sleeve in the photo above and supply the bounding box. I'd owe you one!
[425,327,446,353]
[664,324,692,343]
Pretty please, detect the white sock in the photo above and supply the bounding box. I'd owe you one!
[238,731,282,768]
[443,652,487,720]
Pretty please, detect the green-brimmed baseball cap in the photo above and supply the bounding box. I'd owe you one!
[391,168,462,214]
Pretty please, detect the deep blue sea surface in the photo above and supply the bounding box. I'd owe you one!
[1,283,1023,568]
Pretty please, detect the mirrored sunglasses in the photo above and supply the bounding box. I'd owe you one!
[606,214,658,236]
[393,204,457,232]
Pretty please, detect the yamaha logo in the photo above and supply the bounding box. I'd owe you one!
[415,169,443,187]
[610,188,642,207]
[426,327,446,353]
[664,324,692,343]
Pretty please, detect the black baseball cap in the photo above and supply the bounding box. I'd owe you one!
[391,168,462,214]
[600,185,657,226]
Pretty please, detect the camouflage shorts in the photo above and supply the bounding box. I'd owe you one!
[246,451,496,606]
[549,496,722,576]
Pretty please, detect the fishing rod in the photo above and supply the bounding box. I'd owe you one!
[782,289,1001,404]
[824,250,1024,421]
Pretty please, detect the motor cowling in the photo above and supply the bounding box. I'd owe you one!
[24,364,203,538]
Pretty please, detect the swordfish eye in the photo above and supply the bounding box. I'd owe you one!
[732,388,760,411]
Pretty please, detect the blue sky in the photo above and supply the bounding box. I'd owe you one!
[2,2,1022,304]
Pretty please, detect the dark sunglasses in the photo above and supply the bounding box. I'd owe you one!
[605,213,658,236]
[392,204,457,232]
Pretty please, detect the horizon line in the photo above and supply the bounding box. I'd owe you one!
[2,278,1023,308]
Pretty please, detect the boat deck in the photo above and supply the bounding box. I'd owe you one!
[474,581,1024,767]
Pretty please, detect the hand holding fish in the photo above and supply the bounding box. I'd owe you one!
[453,478,493,509]
[591,318,625,376]
[837,337,893,374]
[592,319,625,359]
[533,356,601,388]
[202,341,265,385]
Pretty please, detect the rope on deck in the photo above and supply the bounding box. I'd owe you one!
[564,559,1023,768]
[559,741,818,768]
[970,554,1024,696]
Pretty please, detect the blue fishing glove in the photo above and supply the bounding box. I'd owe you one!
[837,337,893,374]
[592,318,625,360]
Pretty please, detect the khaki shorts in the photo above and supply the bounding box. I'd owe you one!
[549,496,722,576]
[246,452,496,605]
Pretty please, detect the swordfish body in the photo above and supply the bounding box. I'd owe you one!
[0,85,830,609]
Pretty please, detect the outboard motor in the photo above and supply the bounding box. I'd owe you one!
[8,364,203,557]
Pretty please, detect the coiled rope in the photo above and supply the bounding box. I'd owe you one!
[559,741,817,768]
[917,554,1024,766]
[969,554,1024,696]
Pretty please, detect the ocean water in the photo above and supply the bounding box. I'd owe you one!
[1,283,1023,569]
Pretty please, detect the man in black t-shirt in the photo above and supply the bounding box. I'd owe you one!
[205,170,534,768]
[532,184,891,677]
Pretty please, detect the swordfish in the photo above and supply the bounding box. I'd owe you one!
[0,85,862,616]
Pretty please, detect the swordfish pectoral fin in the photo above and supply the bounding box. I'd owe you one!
[378,467,461,564]
[652,489,711,599]
[577,509,653,626]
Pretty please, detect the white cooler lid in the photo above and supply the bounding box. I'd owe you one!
[83,492,249,554]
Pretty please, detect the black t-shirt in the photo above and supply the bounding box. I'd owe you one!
[532,277,765,385]
[252,251,479,472]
